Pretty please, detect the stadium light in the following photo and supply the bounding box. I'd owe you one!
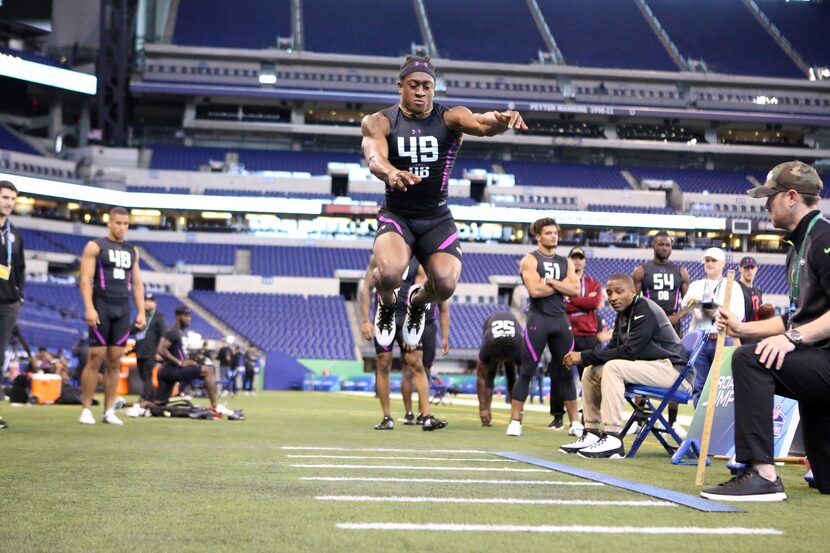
[0,50,97,95]
[259,62,277,86]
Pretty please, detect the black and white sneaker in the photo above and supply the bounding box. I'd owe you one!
[422,415,448,431]
[374,416,394,430]
[577,433,626,459]
[0,417,8,430]
[374,294,397,348]
[559,430,600,454]
[700,467,787,502]
[415,413,425,425]
[402,284,428,347]
[805,469,816,489]
[548,414,564,430]
[401,412,416,425]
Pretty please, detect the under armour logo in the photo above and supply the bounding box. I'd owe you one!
[411,129,422,135]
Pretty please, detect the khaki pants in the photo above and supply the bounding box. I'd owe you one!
[582,358,692,435]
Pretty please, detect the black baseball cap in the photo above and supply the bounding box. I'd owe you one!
[568,247,586,259]
[175,306,191,315]
[739,256,757,268]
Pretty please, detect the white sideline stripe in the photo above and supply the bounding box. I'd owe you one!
[282,447,487,454]
[317,496,673,507]
[291,464,548,472]
[300,477,603,487]
[287,455,514,462]
[336,523,783,536]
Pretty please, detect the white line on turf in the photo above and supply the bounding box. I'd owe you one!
[317,496,673,507]
[335,523,783,536]
[290,464,548,472]
[287,455,515,462]
[282,447,487,453]
[299,477,603,486]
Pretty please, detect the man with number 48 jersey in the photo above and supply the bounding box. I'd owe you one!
[79,207,146,426]
[361,55,527,354]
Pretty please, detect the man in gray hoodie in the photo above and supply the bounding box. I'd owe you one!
[560,274,689,459]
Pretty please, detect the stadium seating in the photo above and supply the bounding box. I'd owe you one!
[757,0,830,68]
[424,0,546,64]
[588,204,675,215]
[304,0,422,57]
[137,241,237,267]
[538,0,678,71]
[172,0,291,49]
[250,245,370,277]
[0,125,40,156]
[629,166,752,195]
[439,302,507,350]
[645,0,803,78]
[501,161,631,189]
[189,291,355,359]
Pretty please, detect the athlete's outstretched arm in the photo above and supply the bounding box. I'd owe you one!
[520,254,556,299]
[79,241,101,327]
[444,106,528,137]
[547,259,581,297]
[361,112,421,191]
[359,256,377,340]
[131,251,146,330]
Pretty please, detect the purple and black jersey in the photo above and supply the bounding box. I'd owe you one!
[527,251,569,317]
[641,260,683,316]
[381,103,462,218]
[93,237,137,301]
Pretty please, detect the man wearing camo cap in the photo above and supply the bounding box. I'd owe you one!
[704,161,830,501]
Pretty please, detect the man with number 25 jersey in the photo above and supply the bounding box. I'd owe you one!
[476,310,523,427]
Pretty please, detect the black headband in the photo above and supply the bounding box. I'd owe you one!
[399,59,436,81]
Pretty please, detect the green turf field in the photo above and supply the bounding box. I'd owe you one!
[1,392,827,553]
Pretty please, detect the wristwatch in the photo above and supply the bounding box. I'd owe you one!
[784,329,803,347]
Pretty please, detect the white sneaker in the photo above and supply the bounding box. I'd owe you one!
[626,422,641,436]
[114,397,126,410]
[506,419,522,437]
[577,433,626,459]
[124,404,144,418]
[560,430,600,454]
[568,421,585,436]
[102,411,124,426]
[671,422,688,441]
[402,284,428,347]
[215,404,234,416]
[374,293,397,347]
[79,408,96,425]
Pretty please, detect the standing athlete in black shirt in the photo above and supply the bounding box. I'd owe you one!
[362,56,526,351]
[79,207,146,425]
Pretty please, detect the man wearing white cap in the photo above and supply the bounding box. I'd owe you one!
[679,247,744,406]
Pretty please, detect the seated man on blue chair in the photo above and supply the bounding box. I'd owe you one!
[560,274,690,459]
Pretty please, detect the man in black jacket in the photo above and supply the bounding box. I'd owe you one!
[132,292,167,402]
[560,274,689,459]
[0,181,24,430]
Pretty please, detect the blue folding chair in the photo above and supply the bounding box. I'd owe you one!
[621,330,708,461]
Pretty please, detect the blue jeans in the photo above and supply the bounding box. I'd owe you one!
[692,337,734,407]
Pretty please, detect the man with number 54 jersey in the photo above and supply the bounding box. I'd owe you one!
[362,55,527,353]
[79,206,146,426]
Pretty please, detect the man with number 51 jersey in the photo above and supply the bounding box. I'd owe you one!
[361,55,527,354]
[78,206,146,426]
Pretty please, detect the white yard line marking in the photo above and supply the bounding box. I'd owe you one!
[299,477,603,487]
[290,464,548,472]
[287,455,514,462]
[282,447,487,454]
[336,523,783,536]
[317,496,673,507]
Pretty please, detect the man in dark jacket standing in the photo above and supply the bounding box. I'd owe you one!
[132,292,167,402]
[560,274,689,459]
[0,181,24,430]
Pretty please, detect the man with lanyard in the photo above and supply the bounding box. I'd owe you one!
[359,254,447,431]
[476,310,522,427]
[0,181,24,430]
[737,256,764,346]
[632,230,689,433]
[556,246,601,434]
[130,292,167,405]
[79,207,146,425]
[703,161,830,501]
[678,247,744,407]
[507,217,580,437]
[362,56,526,352]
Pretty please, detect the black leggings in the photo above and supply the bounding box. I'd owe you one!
[550,334,597,416]
[512,312,573,403]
